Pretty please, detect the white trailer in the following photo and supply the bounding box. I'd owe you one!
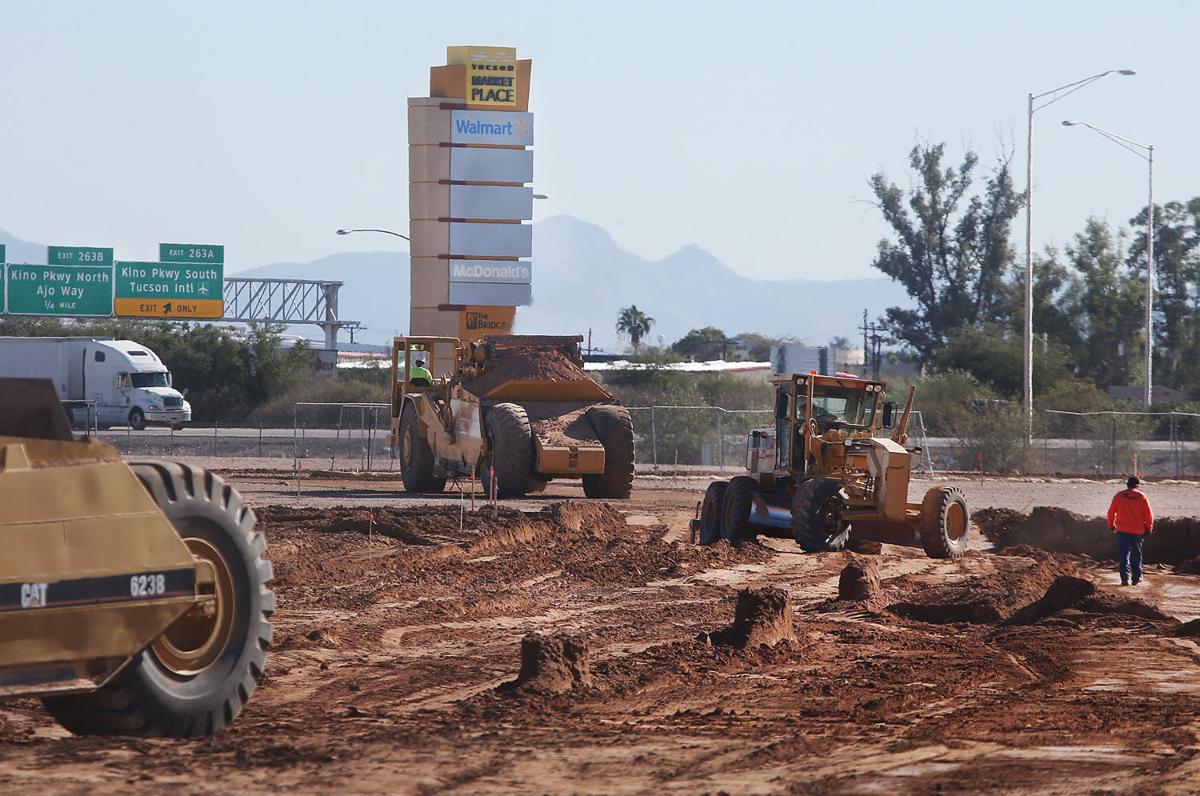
[0,337,191,430]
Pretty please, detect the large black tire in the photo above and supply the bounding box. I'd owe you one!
[399,401,446,494]
[128,408,146,430]
[791,477,851,553]
[582,405,635,499]
[721,476,759,544]
[42,460,274,737]
[920,485,970,559]
[480,403,533,499]
[697,480,727,545]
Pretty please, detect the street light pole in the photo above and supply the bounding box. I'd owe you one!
[335,227,410,241]
[1023,69,1135,444]
[1061,120,1155,405]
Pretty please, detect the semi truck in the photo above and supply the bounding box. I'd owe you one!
[0,338,191,430]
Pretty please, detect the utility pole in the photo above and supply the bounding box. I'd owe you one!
[858,311,885,381]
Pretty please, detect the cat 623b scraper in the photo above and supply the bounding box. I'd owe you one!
[0,379,273,736]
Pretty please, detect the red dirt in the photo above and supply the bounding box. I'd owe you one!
[529,407,600,447]
[465,346,600,398]
[7,492,1200,793]
[974,506,1200,564]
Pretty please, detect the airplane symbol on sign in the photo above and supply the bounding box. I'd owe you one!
[199,284,209,295]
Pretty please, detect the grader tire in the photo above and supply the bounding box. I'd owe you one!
[920,485,970,559]
[697,480,727,546]
[721,476,759,544]
[42,461,274,737]
[400,401,446,494]
[791,477,851,553]
[480,403,534,499]
[582,405,635,499]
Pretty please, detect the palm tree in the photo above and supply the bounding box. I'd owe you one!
[616,305,655,351]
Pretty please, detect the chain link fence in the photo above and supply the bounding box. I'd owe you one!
[93,402,1200,478]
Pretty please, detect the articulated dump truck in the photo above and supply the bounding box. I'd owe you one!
[0,378,273,737]
[389,335,635,499]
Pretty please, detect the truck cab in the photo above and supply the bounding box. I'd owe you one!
[89,341,191,430]
[0,337,191,431]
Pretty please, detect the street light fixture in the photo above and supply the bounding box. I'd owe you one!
[1023,69,1135,442]
[335,228,410,241]
[1061,119,1155,406]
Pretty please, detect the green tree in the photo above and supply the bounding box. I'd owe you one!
[671,326,730,361]
[1127,198,1200,390]
[1062,218,1144,387]
[732,332,777,362]
[616,305,655,351]
[868,142,1024,361]
[932,324,1075,398]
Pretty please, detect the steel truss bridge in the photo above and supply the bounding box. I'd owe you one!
[223,278,361,348]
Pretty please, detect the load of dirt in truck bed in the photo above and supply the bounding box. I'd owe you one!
[465,346,601,398]
[530,407,601,447]
[973,506,1200,564]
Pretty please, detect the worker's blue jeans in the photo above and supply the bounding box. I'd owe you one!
[1116,532,1145,584]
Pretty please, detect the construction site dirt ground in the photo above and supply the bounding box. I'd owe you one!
[4,470,1200,794]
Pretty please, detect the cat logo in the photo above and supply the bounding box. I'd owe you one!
[20,582,48,609]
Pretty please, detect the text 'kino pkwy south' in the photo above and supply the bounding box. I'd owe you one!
[120,265,219,293]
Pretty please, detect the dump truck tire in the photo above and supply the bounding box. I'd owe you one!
[791,477,851,553]
[481,403,533,499]
[582,405,635,499]
[42,461,274,737]
[920,485,970,559]
[697,480,727,545]
[721,476,759,544]
[400,401,446,494]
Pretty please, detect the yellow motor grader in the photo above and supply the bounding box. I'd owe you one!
[388,335,634,499]
[0,378,273,736]
[694,371,969,558]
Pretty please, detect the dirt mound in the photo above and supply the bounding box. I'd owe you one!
[838,557,881,602]
[706,587,796,649]
[972,507,1200,565]
[1171,618,1200,637]
[973,507,1028,544]
[891,554,1084,624]
[500,632,593,694]
[1006,576,1097,625]
[1074,593,1174,621]
[465,346,601,398]
[1176,556,1200,574]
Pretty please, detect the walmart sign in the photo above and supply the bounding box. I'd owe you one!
[449,110,533,146]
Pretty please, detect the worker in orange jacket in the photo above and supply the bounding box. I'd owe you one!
[1107,476,1154,586]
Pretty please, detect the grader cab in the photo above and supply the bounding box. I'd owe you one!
[694,372,969,558]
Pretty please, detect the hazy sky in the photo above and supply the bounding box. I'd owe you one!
[1,1,1193,279]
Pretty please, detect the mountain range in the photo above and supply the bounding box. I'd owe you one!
[1,216,912,351]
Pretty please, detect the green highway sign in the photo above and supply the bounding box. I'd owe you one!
[160,243,224,264]
[114,261,224,319]
[0,244,5,263]
[5,264,114,316]
[48,246,113,267]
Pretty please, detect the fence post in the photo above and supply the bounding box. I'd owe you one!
[1110,415,1117,476]
[716,408,724,474]
[293,405,299,469]
[1171,412,1179,479]
[258,421,263,458]
[213,421,219,457]
[1042,412,1049,476]
[650,407,658,471]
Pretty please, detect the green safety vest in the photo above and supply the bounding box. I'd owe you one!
[408,365,433,382]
